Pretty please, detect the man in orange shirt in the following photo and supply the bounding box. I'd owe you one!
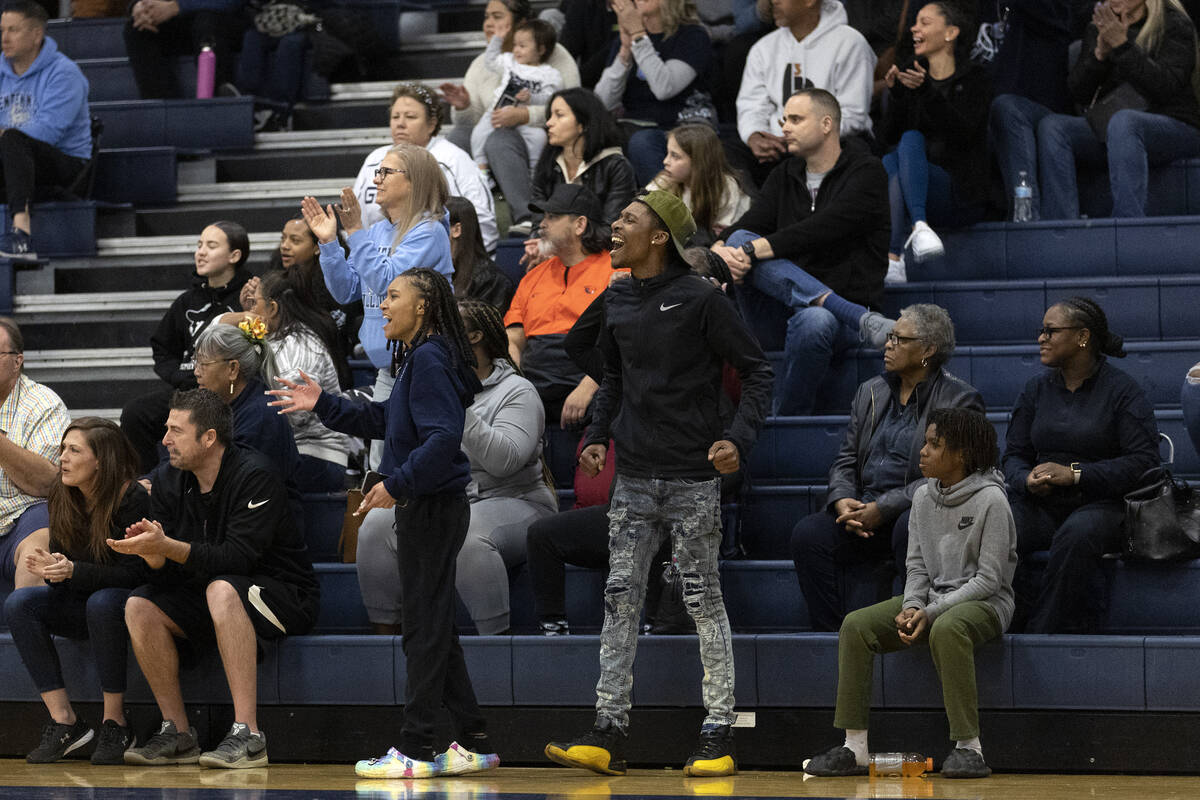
[505,185,616,426]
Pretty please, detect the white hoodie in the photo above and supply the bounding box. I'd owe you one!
[735,0,875,143]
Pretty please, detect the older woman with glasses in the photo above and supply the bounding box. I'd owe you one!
[790,303,984,631]
[1003,297,1159,633]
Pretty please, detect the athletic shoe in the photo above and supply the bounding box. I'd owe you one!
[436,741,500,775]
[0,228,35,260]
[885,255,907,284]
[539,619,570,636]
[198,723,268,769]
[26,718,93,763]
[123,720,201,765]
[355,747,439,779]
[683,725,736,777]
[905,220,944,263]
[803,745,868,777]
[858,311,895,349]
[941,747,991,778]
[91,720,134,765]
[544,717,627,775]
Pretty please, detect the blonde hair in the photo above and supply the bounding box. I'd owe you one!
[386,143,449,252]
[658,0,699,38]
[1135,0,1200,103]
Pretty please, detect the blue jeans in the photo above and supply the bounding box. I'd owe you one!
[235,30,309,107]
[4,586,132,694]
[1183,367,1200,461]
[725,229,857,415]
[626,127,668,187]
[882,130,954,254]
[989,93,1053,219]
[1038,109,1200,219]
[595,475,734,729]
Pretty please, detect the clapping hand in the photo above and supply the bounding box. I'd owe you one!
[300,196,339,244]
[108,519,168,568]
[333,187,364,236]
[894,60,928,90]
[440,83,471,111]
[267,371,322,414]
[1093,1,1131,59]
[240,276,261,312]
[22,547,59,581]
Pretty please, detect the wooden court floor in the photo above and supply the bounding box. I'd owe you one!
[1,761,1198,800]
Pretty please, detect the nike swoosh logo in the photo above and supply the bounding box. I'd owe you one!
[660,302,682,311]
[247,499,269,509]
[958,520,971,530]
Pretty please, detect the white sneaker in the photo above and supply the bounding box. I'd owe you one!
[885,255,907,284]
[905,220,944,263]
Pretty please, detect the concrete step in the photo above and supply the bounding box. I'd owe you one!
[15,290,177,318]
[96,233,282,258]
[176,179,348,204]
[254,128,391,151]
[328,79,456,102]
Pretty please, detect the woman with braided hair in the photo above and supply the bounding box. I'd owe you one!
[270,268,498,779]
[1002,296,1160,633]
[354,299,555,637]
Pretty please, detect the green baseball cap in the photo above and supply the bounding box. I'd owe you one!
[636,190,697,261]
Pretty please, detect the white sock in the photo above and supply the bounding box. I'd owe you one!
[957,736,982,755]
[843,729,869,765]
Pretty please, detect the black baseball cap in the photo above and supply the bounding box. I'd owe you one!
[529,184,604,223]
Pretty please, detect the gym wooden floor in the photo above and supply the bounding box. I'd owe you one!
[0,761,1197,800]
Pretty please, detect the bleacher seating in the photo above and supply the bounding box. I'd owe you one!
[3,9,1200,771]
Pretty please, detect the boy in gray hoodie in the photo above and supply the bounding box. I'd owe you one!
[804,407,1017,779]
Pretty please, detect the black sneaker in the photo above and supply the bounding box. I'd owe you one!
[91,720,134,765]
[198,723,268,769]
[124,720,201,765]
[0,228,35,260]
[803,745,868,776]
[26,718,93,763]
[539,619,570,636]
[544,717,627,775]
[683,725,735,776]
[941,747,991,779]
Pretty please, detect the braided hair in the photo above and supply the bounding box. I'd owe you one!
[458,299,516,373]
[394,268,477,376]
[1054,296,1126,358]
[927,407,998,476]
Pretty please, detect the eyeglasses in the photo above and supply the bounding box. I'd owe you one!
[194,359,231,371]
[885,332,923,346]
[1037,325,1081,339]
[374,167,407,179]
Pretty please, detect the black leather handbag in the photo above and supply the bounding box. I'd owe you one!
[1085,83,1148,142]
[1123,437,1200,561]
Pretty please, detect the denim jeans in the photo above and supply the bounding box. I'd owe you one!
[4,586,132,694]
[989,93,1053,219]
[626,127,668,186]
[595,475,735,729]
[725,229,856,415]
[235,30,309,107]
[1038,109,1200,219]
[882,130,954,254]
[1183,367,1200,462]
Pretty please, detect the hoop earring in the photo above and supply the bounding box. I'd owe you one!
[921,357,929,367]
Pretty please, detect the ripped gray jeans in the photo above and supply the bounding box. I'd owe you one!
[594,474,735,730]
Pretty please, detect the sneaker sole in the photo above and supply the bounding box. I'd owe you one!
[684,756,736,777]
[544,743,626,775]
[943,766,991,779]
[198,750,269,769]
[124,748,201,766]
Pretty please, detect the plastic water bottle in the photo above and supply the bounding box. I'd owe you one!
[868,752,933,778]
[1013,171,1034,222]
[196,46,216,99]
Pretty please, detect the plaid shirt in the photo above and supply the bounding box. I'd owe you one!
[0,374,69,537]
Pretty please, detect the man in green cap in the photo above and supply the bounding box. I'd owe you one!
[543,191,773,777]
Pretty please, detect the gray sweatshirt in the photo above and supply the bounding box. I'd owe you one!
[903,468,1018,630]
[463,359,557,511]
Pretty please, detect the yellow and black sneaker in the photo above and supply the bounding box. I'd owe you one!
[683,725,736,777]
[544,718,627,775]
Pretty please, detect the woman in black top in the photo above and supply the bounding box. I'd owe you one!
[1002,297,1160,633]
[447,197,515,314]
[881,1,990,283]
[4,418,153,765]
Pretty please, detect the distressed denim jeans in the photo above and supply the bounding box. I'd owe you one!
[594,474,736,729]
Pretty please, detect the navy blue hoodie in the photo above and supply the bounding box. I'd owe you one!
[314,335,482,499]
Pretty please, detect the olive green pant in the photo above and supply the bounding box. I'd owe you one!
[833,595,1002,740]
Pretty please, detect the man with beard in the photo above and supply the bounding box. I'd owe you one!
[504,183,620,426]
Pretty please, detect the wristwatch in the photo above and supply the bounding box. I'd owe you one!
[1070,462,1082,484]
[741,241,757,263]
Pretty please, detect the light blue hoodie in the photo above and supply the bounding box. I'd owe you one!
[0,36,91,158]
[318,213,454,369]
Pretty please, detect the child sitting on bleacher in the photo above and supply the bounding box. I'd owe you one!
[804,407,1017,780]
[470,19,564,177]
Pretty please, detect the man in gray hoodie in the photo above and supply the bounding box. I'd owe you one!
[805,407,1017,780]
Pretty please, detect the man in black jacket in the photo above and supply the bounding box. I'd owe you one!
[713,88,890,415]
[543,191,772,778]
[111,389,317,770]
